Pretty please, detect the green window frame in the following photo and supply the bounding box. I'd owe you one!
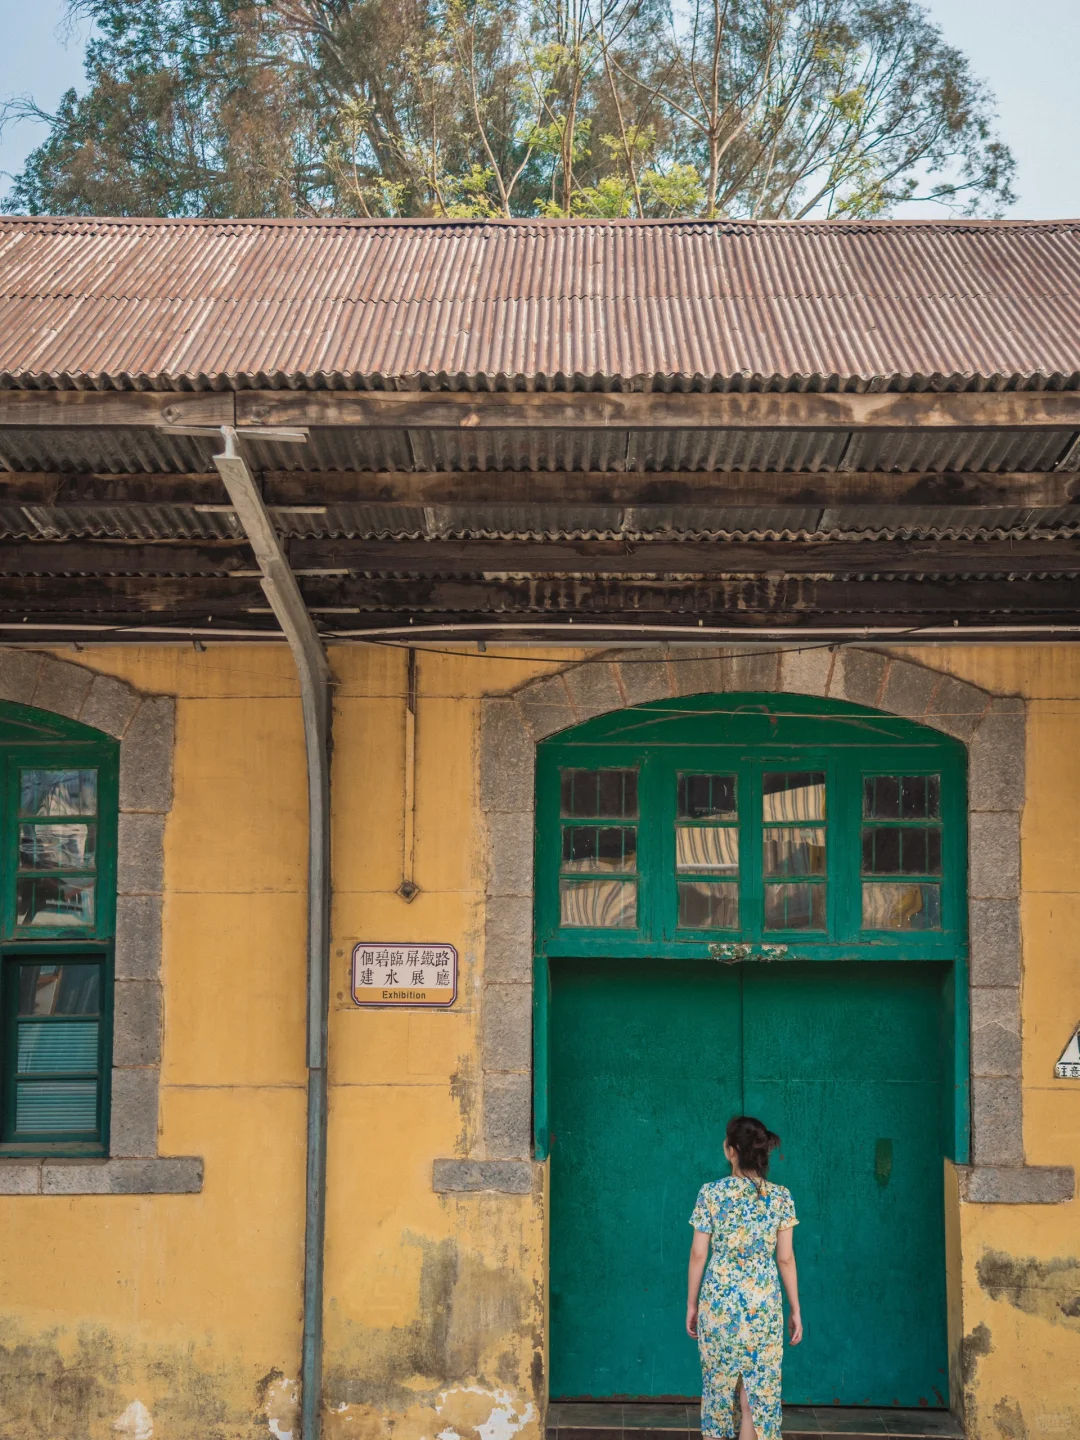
[0,705,118,1156]
[533,693,971,1166]
[536,696,967,963]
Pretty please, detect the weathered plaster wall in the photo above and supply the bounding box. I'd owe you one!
[904,647,1080,1440]
[0,647,309,1440]
[0,641,1073,1440]
[319,646,567,1440]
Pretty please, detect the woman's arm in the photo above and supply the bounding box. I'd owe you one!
[686,1231,710,1338]
[776,1228,803,1344]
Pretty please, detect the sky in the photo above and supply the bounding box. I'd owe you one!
[1,0,1079,217]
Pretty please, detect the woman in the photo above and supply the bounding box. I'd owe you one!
[687,1116,802,1440]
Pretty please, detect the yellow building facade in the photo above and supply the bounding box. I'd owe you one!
[0,638,1074,1440]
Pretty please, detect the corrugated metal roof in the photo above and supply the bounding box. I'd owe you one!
[1,423,1076,478]
[1,501,1075,544]
[4,216,1080,392]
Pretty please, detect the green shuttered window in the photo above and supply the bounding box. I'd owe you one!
[0,713,118,1155]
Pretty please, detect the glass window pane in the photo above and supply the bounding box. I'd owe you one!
[18,964,100,1016]
[864,775,940,820]
[16,878,95,929]
[20,769,97,818]
[560,769,638,818]
[15,1081,98,1133]
[862,882,942,930]
[18,823,96,872]
[676,826,739,872]
[561,826,637,873]
[863,775,900,818]
[763,772,825,822]
[902,775,941,820]
[763,827,826,877]
[678,774,736,820]
[764,882,826,930]
[17,1021,99,1075]
[678,882,739,929]
[559,879,636,928]
[862,826,942,876]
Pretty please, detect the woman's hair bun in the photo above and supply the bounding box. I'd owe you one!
[726,1114,780,1178]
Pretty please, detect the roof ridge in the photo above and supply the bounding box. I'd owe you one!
[2,214,1080,231]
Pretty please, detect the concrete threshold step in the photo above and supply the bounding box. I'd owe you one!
[546,1402,964,1440]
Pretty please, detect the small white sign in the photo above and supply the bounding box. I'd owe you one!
[1055,1024,1080,1079]
[351,943,458,1008]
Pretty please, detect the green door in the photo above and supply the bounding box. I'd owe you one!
[549,957,950,1406]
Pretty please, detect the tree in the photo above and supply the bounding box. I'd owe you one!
[1,0,1014,218]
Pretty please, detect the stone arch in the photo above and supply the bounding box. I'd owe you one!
[435,644,1074,1204]
[0,648,202,1196]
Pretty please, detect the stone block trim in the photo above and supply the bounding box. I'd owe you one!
[433,1159,534,1195]
[432,643,1077,1202]
[0,649,202,1196]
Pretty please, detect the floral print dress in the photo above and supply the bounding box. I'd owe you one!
[690,1176,798,1440]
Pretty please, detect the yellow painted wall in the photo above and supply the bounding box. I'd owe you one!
[0,642,1074,1440]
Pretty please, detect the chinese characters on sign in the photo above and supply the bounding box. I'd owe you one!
[351,943,458,1008]
[1055,1024,1080,1079]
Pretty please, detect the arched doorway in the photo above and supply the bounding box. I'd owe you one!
[537,694,966,1409]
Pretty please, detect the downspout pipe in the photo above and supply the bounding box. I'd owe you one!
[213,427,331,1440]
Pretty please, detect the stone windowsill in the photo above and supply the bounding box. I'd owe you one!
[0,1157,203,1195]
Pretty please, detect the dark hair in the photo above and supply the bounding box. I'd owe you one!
[726,1115,780,1179]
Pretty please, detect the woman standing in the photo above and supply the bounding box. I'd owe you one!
[687,1116,803,1440]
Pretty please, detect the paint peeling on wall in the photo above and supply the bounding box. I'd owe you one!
[0,1314,294,1440]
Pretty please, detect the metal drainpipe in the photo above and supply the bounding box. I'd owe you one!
[212,427,331,1440]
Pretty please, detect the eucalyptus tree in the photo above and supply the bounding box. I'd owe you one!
[2,0,1014,217]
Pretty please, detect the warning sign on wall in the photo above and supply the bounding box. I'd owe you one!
[1055,1024,1080,1079]
[351,943,458,1008]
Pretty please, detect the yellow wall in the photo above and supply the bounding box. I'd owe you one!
[0,642,1074,1439]
[905,648,1080,1440]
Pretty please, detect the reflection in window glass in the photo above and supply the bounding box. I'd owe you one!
[18,823,96,872]
[678,774,736,820]
[764,882,826,931]
[18,964,100,1016]
[16,878,95,929]
[678,882,738,929]
[861,827,942,876]
[560,769,638,818]
[20,769,97,818]
[561,826,636,872]
[676,826,738,872]
[763,772,826,822]
[559,879,636,928]
[863,775,940,820]
[862,882,941,930]
[763,828,826,877]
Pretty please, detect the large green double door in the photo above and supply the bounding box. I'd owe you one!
[548,956,951,1407]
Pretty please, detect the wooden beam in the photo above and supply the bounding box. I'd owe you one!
[2,469,1078,509]
[0,391,234,428]
[2,573,1080,626]
[236,388,1080,431]
[287,536,1080,579]
[3,535,1080,578]
[5,387,1080,432]
[258,468,1080,509]
[0,542,254,576]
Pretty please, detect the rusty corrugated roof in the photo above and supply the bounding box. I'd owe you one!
[4,216,1080,392]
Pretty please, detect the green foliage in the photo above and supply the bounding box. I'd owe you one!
[1,0,1015,218]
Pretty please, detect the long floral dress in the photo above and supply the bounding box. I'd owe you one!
[690,1176,798,1440]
